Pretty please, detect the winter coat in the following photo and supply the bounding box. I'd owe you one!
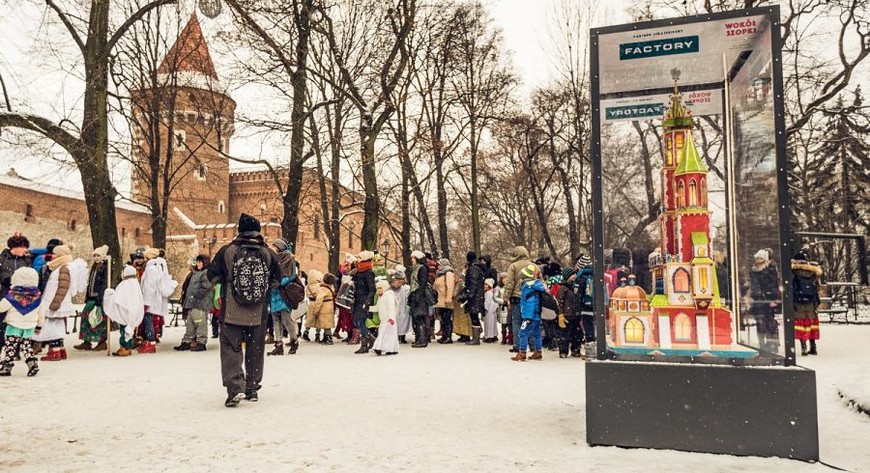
[351,265,376,320]
[183,269,214,312]
[434,270,456,309]
[208,233,282,326]
[556,284,579,319]
[0,291,44,330]
[308,283,336,329]
[141,258,173,316]
[792,261,823,320]
[520,278,547,321]
[85,260,109,305]
[41,265,73,318]
[503,246,532,301]
[0,249,33,296]
[465,261,487,315]
[269,251,297,314]
[408,263,430,316]
[749,262,779,305]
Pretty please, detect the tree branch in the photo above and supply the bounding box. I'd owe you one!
[45,0,86,55]
[107,0,178,53]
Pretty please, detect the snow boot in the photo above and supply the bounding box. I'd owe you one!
[321,333,334,345]
[26,358,39,377]
[73,341,92,351]
[511,351,527,362]
[302,330,311,342]
[529,351,543,360]
[808,340,817,355]
[799,340,808,356]
[267,343,284,356]
[347,329,361,345]
[466,327,482,346]
[288,340,299,355]
[399,335,407,344]
[225,392,245,408]
[0,362,11,376]
[112,347,132,357]
[137,342,156,354]
[60,348,68,359]
[355,334,372,354]
[173,342,192,351]
[92,341,107,351]
[190,342,206,352]
[41,349,63,362]
[265,333,275,344]
[412,326,429,348]
[314,331,321,343]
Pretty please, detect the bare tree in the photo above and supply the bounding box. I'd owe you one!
[0,0,177,277]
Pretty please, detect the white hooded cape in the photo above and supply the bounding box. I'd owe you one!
[372,288,400,353]
[103,266,145,339]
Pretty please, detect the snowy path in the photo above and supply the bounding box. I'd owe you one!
[1,324,868,472]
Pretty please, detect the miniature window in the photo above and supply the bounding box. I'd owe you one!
[677,181,685,207]
[689,180,698,206]
[625,318,644,344]
[69,220,77,231]
[674,313,692,341]
[673,268,690,293]
[700,178,708,206]
[25,204,33,217]
[698,267,709,290]
[134,228,140,238]
[218,200,225,214]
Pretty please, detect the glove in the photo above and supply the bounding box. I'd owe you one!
[520,320,530,331]
[558,314,567,329]
[388,319,395,326]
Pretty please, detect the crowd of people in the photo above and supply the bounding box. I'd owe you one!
[0,213,827,405]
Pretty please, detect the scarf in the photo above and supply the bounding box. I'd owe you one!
[5,286,42,315]
[48,254,73,271]
[437,266,453,276]
[356,260,373,273]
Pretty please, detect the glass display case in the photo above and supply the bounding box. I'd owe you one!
[590,9,794,366]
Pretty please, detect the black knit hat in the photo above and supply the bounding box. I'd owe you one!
[466,251,477,263]
[793,251,809,262]
[238,213,261,233]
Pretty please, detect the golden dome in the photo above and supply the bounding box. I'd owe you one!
[612,285,649,301]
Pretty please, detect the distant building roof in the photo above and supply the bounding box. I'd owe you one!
[158,14,218,79]
[0,172,150,214]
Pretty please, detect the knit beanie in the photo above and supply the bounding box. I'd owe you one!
[562,267,576,281]
[438,258,451,268]
[577,254,592,267]
[484,278,495,287]
[466,251,477,263]
[410,250,425,260]
[53,245,72,257]
[754,249,769,262]
[358,250,374,262]
[793,251,808,262]
[272,238,290,253]
[11,266,39,288]
[93,245,109,258]
[521,263,537,279]
[238,213,261,233]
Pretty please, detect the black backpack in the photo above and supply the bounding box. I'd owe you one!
[793,274,817,304]
[231,245,271,307]
[540,289,560,313]
[575,273,594,311]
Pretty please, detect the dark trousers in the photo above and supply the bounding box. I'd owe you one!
[580,312,595,343]
[543,319,559,348]
[437,308,453,339]
[559,317,583,355]
[412,315,428,343]
[510,301,522,350]
[220,322,266,396]
[469,309,481,328]
[211,312,220,337]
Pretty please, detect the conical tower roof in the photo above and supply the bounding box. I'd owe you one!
[674,132,707,175]
[158,13,218,80]
[662,78,694,130]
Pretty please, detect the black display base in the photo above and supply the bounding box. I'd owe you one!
[585,360,819,461]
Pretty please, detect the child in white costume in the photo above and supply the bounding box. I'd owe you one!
[372,278,400,356]
[103,265,145,357]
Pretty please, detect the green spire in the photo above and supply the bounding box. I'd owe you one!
[662,70,694,129]
[674,132,707,175]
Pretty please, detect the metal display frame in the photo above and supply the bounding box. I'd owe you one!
[586,7,819,461]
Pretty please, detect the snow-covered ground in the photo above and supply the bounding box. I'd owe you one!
[1,323,868,472]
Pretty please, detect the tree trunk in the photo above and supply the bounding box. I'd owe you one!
[469,121,481,255]
[360,120,380,251]
[280,0,312,248]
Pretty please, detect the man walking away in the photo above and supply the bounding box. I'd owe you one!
[209,214,282,408]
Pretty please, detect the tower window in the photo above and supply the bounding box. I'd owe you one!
[689,180,698,206]
[195,160,207,181]
[677,181,685,207]
[121,227,127,238]
[701,178,708,206]
[134,228,141,238]
[173,130,186,151]
[25,204,33,217]
[218,200,226,214]
[698,267,709,290]
[68,220,77,231]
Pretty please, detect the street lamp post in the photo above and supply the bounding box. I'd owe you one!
[381,239,391,262]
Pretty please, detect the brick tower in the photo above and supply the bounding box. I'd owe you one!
[130,13,235,227]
